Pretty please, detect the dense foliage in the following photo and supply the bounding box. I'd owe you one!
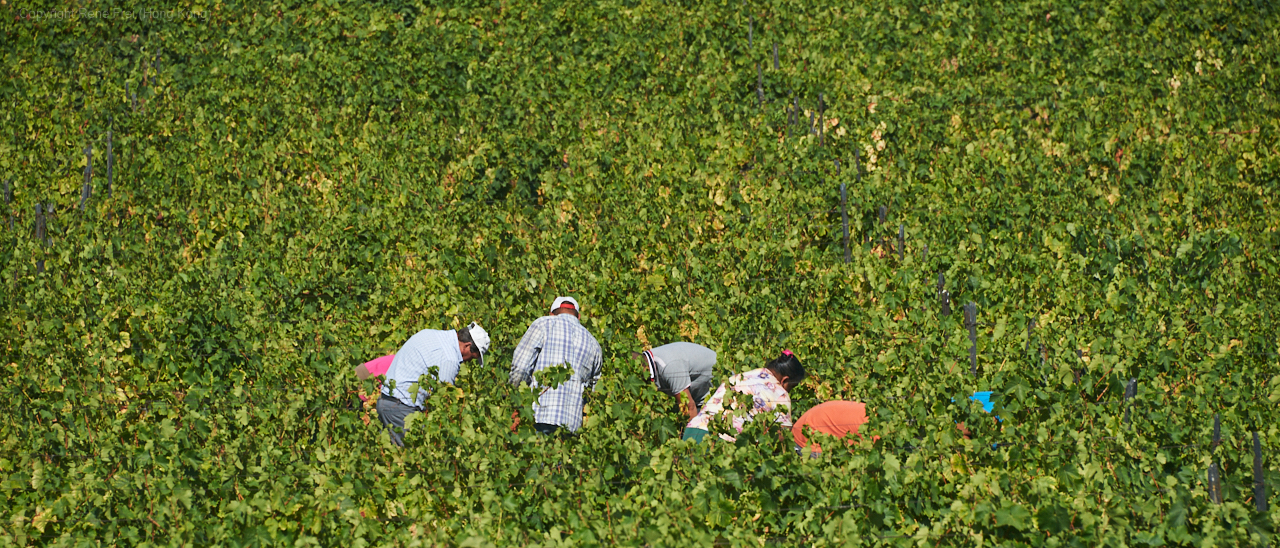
[3,0,1279,545]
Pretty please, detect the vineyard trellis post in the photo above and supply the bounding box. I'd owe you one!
[79,144,92,211]
[938,273,951,317]
[1212,413,1221,449]
[788,93,798,139]
[1209,413,1222,504]
[818,94,825,146]
[897,224,904,261]
[1208,462,1223,504]
[772,43,778,70]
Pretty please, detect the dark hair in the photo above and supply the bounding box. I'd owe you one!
[765,351,806,389]
[457,326,474,345]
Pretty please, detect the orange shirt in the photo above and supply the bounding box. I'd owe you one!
[792,401,871,453]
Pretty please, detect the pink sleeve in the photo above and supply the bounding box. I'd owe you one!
[364,354,396,377]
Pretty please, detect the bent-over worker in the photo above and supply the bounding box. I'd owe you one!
[377,321,490,446]
[683,350,807,443]
[635,342,716,420]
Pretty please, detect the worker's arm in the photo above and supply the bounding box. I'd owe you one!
[354,363,372,381]
[678,388,699,420]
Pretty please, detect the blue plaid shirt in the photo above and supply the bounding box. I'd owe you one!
[508,314,603,432]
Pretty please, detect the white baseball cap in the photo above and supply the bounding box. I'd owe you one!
[550,296,580,314]
[467,321,490,365]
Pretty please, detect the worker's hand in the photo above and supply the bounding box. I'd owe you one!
[677,388,698,420]
[510,409,520,433]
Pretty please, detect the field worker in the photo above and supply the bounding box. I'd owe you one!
[509,297,603,436]
[792,401,876,456]
[633,342,717,420]
[355,354,395,381]
[353,354,396,403]
[377,321,490,446]
[682,350,807,443]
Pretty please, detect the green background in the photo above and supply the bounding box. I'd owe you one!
[2,0,1278,545]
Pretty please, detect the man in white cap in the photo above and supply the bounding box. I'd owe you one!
[635,342,717,420]
[509,297,603,436]
[377,321,490,446]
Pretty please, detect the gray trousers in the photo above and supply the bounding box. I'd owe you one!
[376,396,423,447]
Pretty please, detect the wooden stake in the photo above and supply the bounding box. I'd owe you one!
[897,223,904,261]
[1208,462,1223,504]
[938,273,950,316]
[818,94,825,146]
[840,181,849,264]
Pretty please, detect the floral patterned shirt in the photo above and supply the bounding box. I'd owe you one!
[685,368,792,441]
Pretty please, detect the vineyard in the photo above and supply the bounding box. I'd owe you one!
[2,0,1279,545]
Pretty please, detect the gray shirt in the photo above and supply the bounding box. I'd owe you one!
[648,342,717,408]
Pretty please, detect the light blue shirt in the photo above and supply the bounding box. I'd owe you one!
[383,329,462,408]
